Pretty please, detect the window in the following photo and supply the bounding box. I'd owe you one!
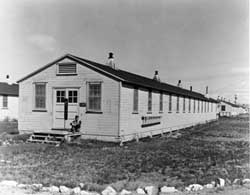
[133,88,139,113]
[197,100,200,113]
[204,101,207,112]
[201,101,203,113]
[193,99,196,113]
[188,98,191,113]
[208,102,210,112]
[35,83,46,109]
[58,63,77,74]
[221,105,226,111]
[68,90,78,103]
[87,82,102,112]
[211,103,213,112]
[169,95,172,112]
[148,91,152,112]
[2,95,8,108]
[183,97,185,113]
[159,93,163,112]
[176,96,179,113]
[56,90,66,103]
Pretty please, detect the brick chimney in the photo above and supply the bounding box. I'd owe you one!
[190,86,192,91]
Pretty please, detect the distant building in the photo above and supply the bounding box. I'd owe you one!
[218,100,247,117]
[17,53,219,142]
[0,82,19,120]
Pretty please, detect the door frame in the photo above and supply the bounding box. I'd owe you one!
[52,87,80,129]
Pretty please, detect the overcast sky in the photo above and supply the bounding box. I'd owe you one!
[0,0,248,103]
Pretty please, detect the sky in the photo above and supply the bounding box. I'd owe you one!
[0,0,249,104]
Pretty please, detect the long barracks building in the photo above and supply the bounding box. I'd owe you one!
[17,53,219,142]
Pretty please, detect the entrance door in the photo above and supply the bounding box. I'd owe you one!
[53,88,79,129]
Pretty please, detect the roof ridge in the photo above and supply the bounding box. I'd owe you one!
[17,53,214,102]
[69,54,206,98]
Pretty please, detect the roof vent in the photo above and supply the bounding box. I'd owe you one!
[205,86,209,98]
[234,94,237,104]
[177,80,182,87]
[153,70,160,82]
[6,75,12,85]
[107,52,115,69]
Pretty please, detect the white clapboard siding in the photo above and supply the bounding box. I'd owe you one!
[0,95,18,120]
[119,84,217,142]
[18,58,120,139]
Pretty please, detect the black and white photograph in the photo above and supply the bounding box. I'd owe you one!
[0,0,249,194]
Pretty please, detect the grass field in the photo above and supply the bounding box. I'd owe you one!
[0,115,249,191]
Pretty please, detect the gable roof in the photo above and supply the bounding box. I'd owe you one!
[17,53,216,102]
[0,82,19,96]
[220,100,239,107]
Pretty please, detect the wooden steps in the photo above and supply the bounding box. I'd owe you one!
[27,131,82,144]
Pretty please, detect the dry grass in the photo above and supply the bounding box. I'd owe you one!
[0,114,249,191]
[0,117,18,135]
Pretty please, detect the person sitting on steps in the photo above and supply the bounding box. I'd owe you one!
[70,115,81,133]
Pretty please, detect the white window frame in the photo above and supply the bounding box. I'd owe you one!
[33,82,47,111]
[188,98,191,113]
[176,96,180,113]
[159,93,163,113]
[2,95,8,109]
[57,63,77,75]
[193,99,196,113]
[183,97,185,113]
[148,90,152,113]
[86,81,102,113]
[133,88,139,113]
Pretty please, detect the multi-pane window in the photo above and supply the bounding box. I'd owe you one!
[221,105,226,111]
[2,95,8,108]
[56,90,66,103]
[35,83,46,109]
[169,95,172,112]
[183,97,185,113]
[188,98,191,113]
[148,91,152,112]
[193,99,196,113]
[88,82,102,111]
[133,88,139,113]
[159,93,163,112]
[176,96,179,113]
[68,90,78,103]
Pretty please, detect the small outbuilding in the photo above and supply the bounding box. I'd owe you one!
[0,82,19,120]
[17,53,218,142]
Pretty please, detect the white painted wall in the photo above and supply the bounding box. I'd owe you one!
[119,84,217,142]
[0,95,18,120]
[18,56,220,143]
[18,58,120,140]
